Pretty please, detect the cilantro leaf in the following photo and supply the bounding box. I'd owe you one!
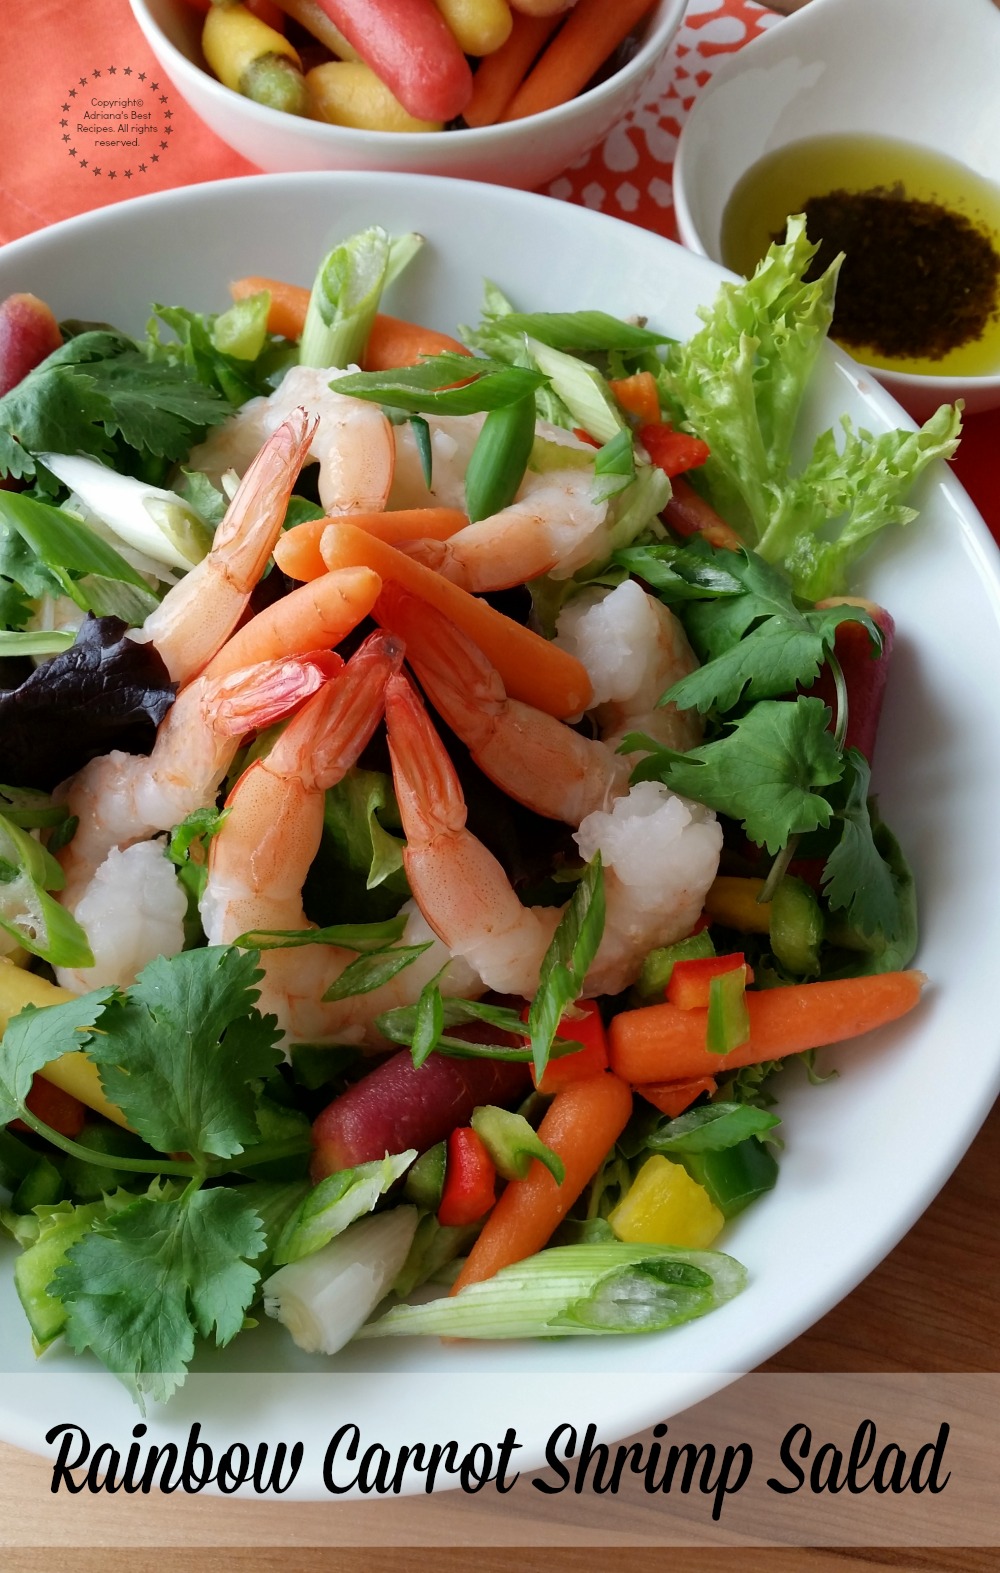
[526,854,605,1082]
[55,1186,265,1408]
[634,698,844,854]
[666,550,879,714]
[0,990,114,1126]
[85,947,282,1163]
[822,750,907,942]
[0,328,231,487]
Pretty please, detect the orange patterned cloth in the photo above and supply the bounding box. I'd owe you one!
[0,0,994,528]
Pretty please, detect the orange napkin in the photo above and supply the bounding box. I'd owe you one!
[0,0,253,246]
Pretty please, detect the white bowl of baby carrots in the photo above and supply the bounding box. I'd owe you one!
[128,0,686,187]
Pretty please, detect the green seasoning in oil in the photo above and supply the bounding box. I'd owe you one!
[720,134,1000,376]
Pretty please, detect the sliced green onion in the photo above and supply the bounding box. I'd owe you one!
[471,1105,565,1185]
[333,357,546,417]
[0,811,93,968]
[0,490,152,591]
[211,292,270,362]
[263,1207,419,1355]
[706,968,751,1056]
[236,915,407,952]
[526,338,623,445]
[300,226,391,371]
[358,1241,747,1341]
[526,854,604,1083]
[465,393,538,523]
[322,942,432,1002]
[645,1102,781,1154]
[384,231,424,287]
[274,1149,417,1265]
[0,629,75,658]
[486,311,669,354]
[605,464,671,553]
[409,416,433,489]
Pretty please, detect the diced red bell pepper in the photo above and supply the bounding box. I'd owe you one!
[608,372,661,428]
[640,1076,718,1118]
[802,600,895,765]
[666,953,750,1011]
[528,998,609,1094]
[572,427,601,449]
[437,1126,497,1227]
[640,424,712,479]
[663,475,743,551]
[10,1074,87,1139]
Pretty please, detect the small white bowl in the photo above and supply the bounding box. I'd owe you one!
[672,0,1000,417]
[128,0,686,191]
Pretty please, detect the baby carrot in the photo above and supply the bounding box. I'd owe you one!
[639,1077,718,1119]
[274,509,469,579]
[609,971,928,1086]
[463,10,561,127]
[230,275,310,342]
[450,1071,633,1293]
[361,314,471,371]
[501,0,655,121]
[230,279,471,366]
[318,521,594,716]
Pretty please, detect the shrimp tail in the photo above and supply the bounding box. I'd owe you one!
[379,584,629,826]
[211,407,317,592]
[267,631,405,794]
[384,671,469,846]
[205,649,343,738]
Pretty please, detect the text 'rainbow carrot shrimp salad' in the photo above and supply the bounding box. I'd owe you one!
[0,219,959,1405]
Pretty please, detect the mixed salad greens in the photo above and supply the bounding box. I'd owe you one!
[0,216,957,1407]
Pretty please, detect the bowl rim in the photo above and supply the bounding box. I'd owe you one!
[671,0,1000,394]
[128,0,688,148]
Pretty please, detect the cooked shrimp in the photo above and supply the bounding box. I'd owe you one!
[376,584,630,824]
[187,366,395,516]
[554,579,704,755]
[58,566,380,914]
[60,841,189,994]
[57,649,336,936]
[385,674,722,999]
[139,409,316,685]
[199,632,478,1046]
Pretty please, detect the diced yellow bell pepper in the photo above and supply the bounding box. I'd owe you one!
[609,1155,724,1249]
[704,875,772,934]
[0,959,129,1129]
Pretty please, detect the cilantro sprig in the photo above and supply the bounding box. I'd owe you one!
[0,947,318,1406]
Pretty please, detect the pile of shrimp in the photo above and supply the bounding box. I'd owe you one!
[54,393,724,1049]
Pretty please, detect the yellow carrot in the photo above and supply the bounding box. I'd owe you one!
[609,971,928,1086]
[318,521,594,717]
[202,1,308,114]
[307,61,444,132]
[0,961,128,1128]
[434,0,513,56]
[704,875,772,933]
[451,1071,633,1292]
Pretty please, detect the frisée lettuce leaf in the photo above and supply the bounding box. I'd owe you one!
[660,216,962,599]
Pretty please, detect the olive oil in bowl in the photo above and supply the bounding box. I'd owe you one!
[721,134,1000,377]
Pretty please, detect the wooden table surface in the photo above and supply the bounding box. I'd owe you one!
[3,1100,996,1570]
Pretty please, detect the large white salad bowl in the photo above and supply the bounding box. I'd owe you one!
[1,172,998,1500]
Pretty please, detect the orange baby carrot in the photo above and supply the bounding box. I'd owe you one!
[451,1071,633,1293]
[361,314,471,371]
[204,568,381,679]
[230,277,471,365]
[275,509,470,580]
[609,371,661,428]
[501,0,655,121]
[609,972,928,1086]
[230,275,310,342]
[639,1077,718,1119]
[463,10,562,127]
[318,521,594,717]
